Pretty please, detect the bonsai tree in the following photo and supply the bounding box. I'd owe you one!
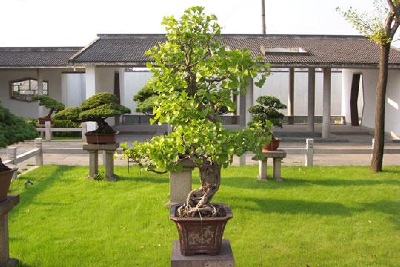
[124,6,270,217]
[133,84,158,115]
[53,92,131,134]
[248,95,287,133]
[32,95,65,122]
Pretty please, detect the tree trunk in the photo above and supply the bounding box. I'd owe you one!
[180,161,222,217]
[371,44,390,172]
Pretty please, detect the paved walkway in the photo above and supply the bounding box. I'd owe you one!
[1,125,399,173]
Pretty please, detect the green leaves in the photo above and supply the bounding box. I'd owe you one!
[126,6,271,174]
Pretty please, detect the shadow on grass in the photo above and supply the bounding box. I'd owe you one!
[15,166,76,208]
[222,176,400,189]
[233,197,354,216]
[361,200,400,229]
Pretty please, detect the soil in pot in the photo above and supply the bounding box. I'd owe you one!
[170,203,233,256]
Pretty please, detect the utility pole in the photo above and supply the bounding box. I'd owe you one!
[261,0,266,34]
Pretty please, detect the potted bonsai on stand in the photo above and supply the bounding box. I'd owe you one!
[124,6,270,256]
[54,92,130,144]
[248,95,287,151]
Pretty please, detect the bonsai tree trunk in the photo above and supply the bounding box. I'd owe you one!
[179,161,221,217]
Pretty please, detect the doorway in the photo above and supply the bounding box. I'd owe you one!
[349,73,364,126]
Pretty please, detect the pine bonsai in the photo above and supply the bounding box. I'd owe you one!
[32,95,65,121]
[248,96,287,133]
[53,92,131,134]
[124,6,271,217]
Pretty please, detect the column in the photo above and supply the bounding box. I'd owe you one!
[307,68,316,133]
[287,68,295,124]
[322,68,332,138]
[85,66,97,132]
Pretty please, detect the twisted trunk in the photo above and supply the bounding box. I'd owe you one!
[178,161,222,217]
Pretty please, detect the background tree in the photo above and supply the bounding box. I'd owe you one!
[125,6,270,217]
[0,103,37,148]
[338,0,400,172]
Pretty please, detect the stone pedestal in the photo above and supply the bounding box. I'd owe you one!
[0,195,19,267]
[82,143,119,181]
[168,159,195,206]
[257,150,287,181]
[171,239,234,267]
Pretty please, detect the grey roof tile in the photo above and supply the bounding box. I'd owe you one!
[71,34,400,68]
[0,47,83,68]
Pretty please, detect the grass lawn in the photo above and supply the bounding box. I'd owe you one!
[7,165,400,267]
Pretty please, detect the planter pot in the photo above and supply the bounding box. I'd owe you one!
[170,203,233,256]
[263,138,280,151]
[85,133,117,144]
[0,168,17,202]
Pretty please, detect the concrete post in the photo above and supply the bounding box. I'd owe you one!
[169,159,195,206]
[305,138,314,166]
[6,148,16,165]
[307,68,316,133]
[0,196,20,267]
[35,138,43,166]
[322,68,332,138]
[81,123,87,141]
[44,121,51,141]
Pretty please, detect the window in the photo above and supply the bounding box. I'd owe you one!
[10,78,48,101]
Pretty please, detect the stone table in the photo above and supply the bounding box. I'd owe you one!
[257,149,287,181]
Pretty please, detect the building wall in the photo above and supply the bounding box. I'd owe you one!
[342,68,400,137]
[61,72,86,107]
[254,68,343,116]
[0,69,64,118]
[123,70,153,113]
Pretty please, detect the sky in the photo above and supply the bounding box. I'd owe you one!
[0,0,378,47]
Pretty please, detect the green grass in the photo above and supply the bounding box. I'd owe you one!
[8,165,400,267]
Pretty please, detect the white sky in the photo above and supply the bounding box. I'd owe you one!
[0,0,376,47]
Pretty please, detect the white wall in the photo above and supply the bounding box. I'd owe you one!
[255,68,343,116]
[0,69,64,118]
[123,70,153,113]
[342,68,400,137]
[62,73,86,107]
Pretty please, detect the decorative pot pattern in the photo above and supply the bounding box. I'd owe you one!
[170,203,233,256]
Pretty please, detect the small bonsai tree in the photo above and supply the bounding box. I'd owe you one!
[124,6,270,217]
[53,92,131,134]
[32,95,65,121]
[248,96,287,134]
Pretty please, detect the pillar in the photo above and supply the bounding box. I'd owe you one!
[307,68,315,133]
[287,68,295,124]
[322,68,332,138]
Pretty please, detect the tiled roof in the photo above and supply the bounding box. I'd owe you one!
[71,34,166,66]
[0,47,83,68]
[70,34,400,68]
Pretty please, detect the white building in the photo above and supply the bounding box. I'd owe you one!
[1,34,400,138]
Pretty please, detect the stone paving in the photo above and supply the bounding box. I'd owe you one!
[1,125,399,174]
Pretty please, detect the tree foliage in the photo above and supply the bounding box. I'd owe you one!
[32,95,65,118]
[54,92,130,134]
[124,6,270,216]
[0,104,37,148]
[338,0,400,172]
